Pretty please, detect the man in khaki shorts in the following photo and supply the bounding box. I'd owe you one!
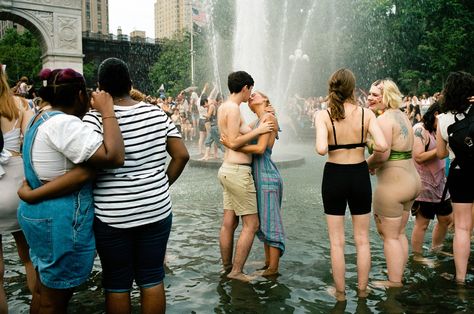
[217,71,273,281]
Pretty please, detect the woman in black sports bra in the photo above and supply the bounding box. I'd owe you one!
[315,69,387,301]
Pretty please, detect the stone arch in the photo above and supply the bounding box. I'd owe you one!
[0,1,83,73]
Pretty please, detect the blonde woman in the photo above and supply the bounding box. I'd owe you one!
[0,65,35,313]
[316,69,387,300]
[367,79,421,288]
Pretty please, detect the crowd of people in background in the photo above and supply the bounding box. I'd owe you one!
[286,90,444,136]
[1,60,473,312]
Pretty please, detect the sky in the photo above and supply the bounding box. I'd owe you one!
[109,0,155,38]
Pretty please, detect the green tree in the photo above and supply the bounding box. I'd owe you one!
[83,61,98,88]
[149,33,192,97]
[0,28,42,86]
[343,0,473,94]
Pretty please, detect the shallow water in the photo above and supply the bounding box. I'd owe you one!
[4,143,474,313]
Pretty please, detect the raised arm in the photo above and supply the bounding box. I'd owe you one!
[200,83,209,98]
[18,165,94,204]
[208,84,218,100]
[86,91,125,168]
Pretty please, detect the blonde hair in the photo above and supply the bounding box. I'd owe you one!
[255,91,271,107]
[0,65,19,121]
[130,88,145,101]
[381,79,402,109]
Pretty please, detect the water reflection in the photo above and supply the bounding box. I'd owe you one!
[216,276,293,313]
[4,143,474,312]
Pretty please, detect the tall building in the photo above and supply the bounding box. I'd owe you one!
[0,21,25,38]
[82,0,109,34]
[154,0,192,39]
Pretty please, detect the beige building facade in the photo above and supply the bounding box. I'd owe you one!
[0,20,24,37]
[82,0,109,34]
[154,0,191,39]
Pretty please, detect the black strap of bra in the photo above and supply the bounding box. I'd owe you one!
[327,110,337,146]
[361,107,365,144]
[0,116,3,151]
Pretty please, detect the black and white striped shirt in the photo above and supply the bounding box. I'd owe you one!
[83,102,181,228]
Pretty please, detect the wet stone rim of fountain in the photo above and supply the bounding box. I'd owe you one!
[188,154,305,169]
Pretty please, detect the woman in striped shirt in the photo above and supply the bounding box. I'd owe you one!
[21,58,189,313]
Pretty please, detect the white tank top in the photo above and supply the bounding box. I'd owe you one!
[2,119,21,153]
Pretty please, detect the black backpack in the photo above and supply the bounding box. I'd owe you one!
[447,106,474,171]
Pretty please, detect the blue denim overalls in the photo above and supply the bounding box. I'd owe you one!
[17,111,95,289]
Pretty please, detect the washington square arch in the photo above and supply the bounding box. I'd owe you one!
[0,0,83,72]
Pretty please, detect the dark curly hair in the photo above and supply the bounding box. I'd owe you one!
[421,102,440,133]
[441,71,474,114]
[98,58,132,97]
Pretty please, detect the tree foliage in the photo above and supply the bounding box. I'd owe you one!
[148,29,213,96]
[0,28,42,86]
[206,0,473,96]
[148,33,191,97]
[345,0,474,94]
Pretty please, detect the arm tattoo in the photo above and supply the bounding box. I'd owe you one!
[414,127,424,140]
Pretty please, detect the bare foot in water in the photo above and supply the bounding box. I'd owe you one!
[220,265,233,275]
[441,272,466,286]
[227,271,257,282]
[262,268,279,277]
[413,254,438,267]
[432,247,453,257]
[371,280,403,288]
[326,286,346,302]
[358,288,371,298]
[257,263,269,271]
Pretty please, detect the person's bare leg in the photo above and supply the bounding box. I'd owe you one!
[199,146,211,160]
[141,283,165,314]
[198,131,206,155]
[38,283,73,314]
[105,292,131,314]
[263,244,270,269]
[411,213,430,255]
[400,211,410,269]
[219,210,238,271]
[374,215,404,287]
[0,236,7,314]
[326,215,346,300]
[227,214,258,281]
[452,203,474,283]
[352,213,371,296]
[30,270,41,314]
[12,231,37,297]
[262,245,281,276]
[432,214,452,250]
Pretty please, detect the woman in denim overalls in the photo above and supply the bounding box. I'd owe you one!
[17,68,124,313]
